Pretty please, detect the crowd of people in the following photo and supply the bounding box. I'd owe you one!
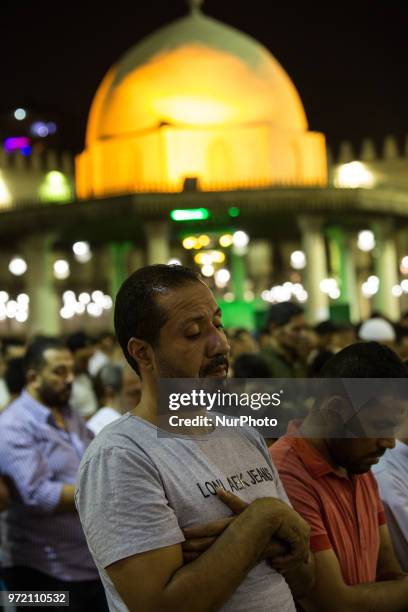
[0,263,407,611]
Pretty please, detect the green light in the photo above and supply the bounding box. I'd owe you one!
[170,208,210,222]
[39,171,72,203]
[228,207,240,218]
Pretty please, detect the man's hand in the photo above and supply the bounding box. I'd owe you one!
[107,490,308,612]
[0,477,11,512]
[182,489,310,571]
[183,515,287,564]
[217,489,310,571]
[182,516,235,563]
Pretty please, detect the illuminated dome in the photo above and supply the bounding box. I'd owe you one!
[76,4,327,197]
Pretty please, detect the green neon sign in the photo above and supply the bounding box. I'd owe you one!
[170,208,210,221]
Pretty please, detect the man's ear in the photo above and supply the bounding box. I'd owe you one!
[320,395,350,437]
[268,322,278,338]
[127,337,154,373]
[25,367,38,386]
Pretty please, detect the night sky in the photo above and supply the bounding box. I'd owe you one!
[2,0,408,156]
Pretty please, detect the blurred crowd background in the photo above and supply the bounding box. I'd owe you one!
[2,303,408,421]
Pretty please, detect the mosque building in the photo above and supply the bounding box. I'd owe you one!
[0,0,407,336]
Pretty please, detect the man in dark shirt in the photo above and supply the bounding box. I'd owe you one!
[262,302,310,378]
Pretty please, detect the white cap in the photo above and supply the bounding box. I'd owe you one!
[359,317,396,342]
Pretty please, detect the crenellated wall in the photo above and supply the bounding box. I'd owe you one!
[0,148,75,208]
[0,133,408,211]
[327,134,408,189]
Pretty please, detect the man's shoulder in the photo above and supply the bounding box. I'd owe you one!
[363,467,387,495]
[270,436,311,478]
[372,457,408,504]
[374,445,407,477]
[86,406,118,431]
[237,422,266,447]
[0,395,30,427]
[79,414,152,466]
[270,435,297,462]
[212,420,272,462]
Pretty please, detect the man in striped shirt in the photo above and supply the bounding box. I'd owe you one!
[0,337,107,611]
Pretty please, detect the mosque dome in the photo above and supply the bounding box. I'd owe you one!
[76,3,327,197]
[86,5,308,144]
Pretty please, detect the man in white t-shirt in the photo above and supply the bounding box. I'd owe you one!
[76,264,314,612]
[87,362,141,435]
[66,332,98,419]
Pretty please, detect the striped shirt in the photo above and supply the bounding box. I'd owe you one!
[271,420,386,586]
[0,390,98,581]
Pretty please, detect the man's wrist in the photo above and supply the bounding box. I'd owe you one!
[248,498,290,543]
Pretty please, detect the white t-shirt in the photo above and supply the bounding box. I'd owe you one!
[76,414,296,612]
[87,407,120,435]
[70,374,98,418]
[0,379,10,411]
[88,350,110,377]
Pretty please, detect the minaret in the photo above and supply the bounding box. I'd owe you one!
[188,0,204,14]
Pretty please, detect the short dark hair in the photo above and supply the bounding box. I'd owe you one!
[308,349,335,377]
[24,336,67,373]
[1,337,25,359]
[267,302,304,328]
[321,341,407,378]
[5,357,25,394]
[66,331,93,353]
[95,330,116,343]
[94,363,124,402]
[314,320,340,336]
[114,264,201,375]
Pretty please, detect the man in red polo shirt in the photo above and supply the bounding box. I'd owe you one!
[271,342,408,611]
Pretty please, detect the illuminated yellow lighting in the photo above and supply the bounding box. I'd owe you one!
[198,234,210,247]
[400,256,408,275]
[211,250,225,263]
[194,250,225,265]
[215,268,231,287]
[76,31,328,198]
[0,172,12,208]
[201,264,215,277]
[182,236,197,250]
[336,161,375,189]
[194,253,210,265]
[39,171,72,202]
[49,171,64,187]
[154,95,233,125]
[219,234,233,248]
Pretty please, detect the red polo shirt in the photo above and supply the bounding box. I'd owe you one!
[270,421,387,585]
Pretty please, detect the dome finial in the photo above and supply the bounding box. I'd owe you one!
[188,0,204,15]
